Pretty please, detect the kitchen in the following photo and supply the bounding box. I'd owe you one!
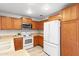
[0,3,79,56]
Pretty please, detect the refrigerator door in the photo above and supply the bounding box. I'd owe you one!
[49,20,60,44]
[44,41,60,56]
[44,22,50,42]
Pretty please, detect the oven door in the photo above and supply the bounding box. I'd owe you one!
[24,39,33,49]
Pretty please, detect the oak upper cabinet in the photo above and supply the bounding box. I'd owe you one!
[32,21,44,30]
[39,20,48,30]
[71,4,79,20]
[61,4,79,21]
[35,22,40,30]
[48,14,62,21]
[61,20,77,56]
[22,17,32,23]
[35,21,44,30]
[0,17,1,30]
[5,17,13,30]
[1,16,13,30]
[32,21,37,30]
[62,7,71,21]
[1,16,7,30]
[13,18,22,30]
[38,21,44,30]
[14,37,23,51]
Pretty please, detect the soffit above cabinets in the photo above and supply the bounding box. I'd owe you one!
[0,3,71,21]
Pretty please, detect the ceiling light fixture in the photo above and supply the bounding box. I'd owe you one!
[43,4,50,11]
[26,9,32,14]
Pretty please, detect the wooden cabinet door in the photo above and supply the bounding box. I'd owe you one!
[34,36,43,47]
[1,16,7,30]
[22,18,32,23]
[13,18,22,30]
[32,21,44,30]
[0,17,1,30]
[32,21,37,30]
[35,22,39,30]
[48,14,62,21]
[71,4,79,20]
[76,20,79,55]
[38,36,43,47]
[1,17,13,30]
[61,20,77,56]
[6,17,13,30]
[34,36,39,46]
[61,4,79,21]
[35,22,44,30]
[62,7,71,21]
[14,37,23,51]
[38,21,44,30]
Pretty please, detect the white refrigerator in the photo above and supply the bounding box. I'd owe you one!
[43,20,60,56]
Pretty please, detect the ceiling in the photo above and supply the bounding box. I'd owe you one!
[0,3,70,21]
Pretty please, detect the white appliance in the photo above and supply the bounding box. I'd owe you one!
[22,32,33,49]
[44,20,60,56]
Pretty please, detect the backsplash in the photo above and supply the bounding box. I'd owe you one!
[0,30,32,36]
[0,30,43,36]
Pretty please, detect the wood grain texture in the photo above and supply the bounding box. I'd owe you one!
[14,37,23,51]
[48,14,62,21]
[13,18,22,30]
[32,21,37,30]
[34,36,43,47]
[34,36,39,46]
[5,17,13,30]
[76,20,79,55]
[61,20,77,56]
[1,16,7,30]
[0,16,1,30]
[38,36,43,47]
[48,4,79,21]
[22,17,32,23]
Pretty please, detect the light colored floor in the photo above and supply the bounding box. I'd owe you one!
[0,46,48,56]
[26,46,48,56]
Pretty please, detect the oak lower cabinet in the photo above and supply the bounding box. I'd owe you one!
[61,20,77,56]
[34,36,43,47]
[38,36,43,47]
[14,37,23,51]
[34,36,39,46]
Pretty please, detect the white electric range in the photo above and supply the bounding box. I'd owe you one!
[22,32,33,49]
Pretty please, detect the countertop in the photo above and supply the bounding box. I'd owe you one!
[0,35,23,39]
[0,35,30,56]
[33,33,43,36]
